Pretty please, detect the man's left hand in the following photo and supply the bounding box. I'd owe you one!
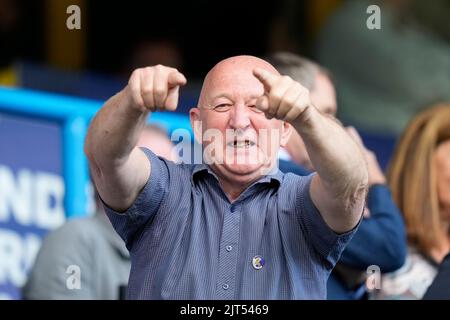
[253,68,312,124]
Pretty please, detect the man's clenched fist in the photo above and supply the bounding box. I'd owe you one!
[126,65,187,113]
[253,68,312,124]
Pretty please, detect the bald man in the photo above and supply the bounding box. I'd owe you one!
[84,56,368,299]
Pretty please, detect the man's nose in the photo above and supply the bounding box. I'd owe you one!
[229,104,251,130]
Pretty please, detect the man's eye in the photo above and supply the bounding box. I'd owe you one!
[248,105,263,113]
[214,104,232,112]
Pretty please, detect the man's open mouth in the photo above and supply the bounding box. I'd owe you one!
[227,139,256,148]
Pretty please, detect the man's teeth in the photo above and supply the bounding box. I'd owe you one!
[228,141,255,148]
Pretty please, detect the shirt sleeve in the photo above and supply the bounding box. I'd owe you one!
[296,173,361,269]
[102,147,171,249]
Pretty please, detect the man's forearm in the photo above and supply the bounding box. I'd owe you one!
[251,67,367,231]
[84,66,186,212]
[85,88,149,169]
[294,106,368,231]
[294,107,367,189]
[84,87,151,211]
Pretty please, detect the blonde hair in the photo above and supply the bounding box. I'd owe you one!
[388,104,450,254]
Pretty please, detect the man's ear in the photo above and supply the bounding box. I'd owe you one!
[280,121,293,147]
[189,107,203,144]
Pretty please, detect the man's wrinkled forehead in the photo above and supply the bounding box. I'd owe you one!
[199,56,279,104]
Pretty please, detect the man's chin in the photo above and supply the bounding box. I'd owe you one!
[219,161,273,178]
[226,163,260,175]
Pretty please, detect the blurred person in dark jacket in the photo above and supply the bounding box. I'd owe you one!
[423,252,450,300]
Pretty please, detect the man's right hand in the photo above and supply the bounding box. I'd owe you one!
[126,65,187,113]
[85,64,186,212]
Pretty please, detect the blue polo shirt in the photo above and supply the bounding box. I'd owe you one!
[104,148,358,299]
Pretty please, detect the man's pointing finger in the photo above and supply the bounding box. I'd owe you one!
[253,68,278,91]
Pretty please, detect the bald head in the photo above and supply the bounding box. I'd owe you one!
[206,55,279,77]
[198,55,279,108]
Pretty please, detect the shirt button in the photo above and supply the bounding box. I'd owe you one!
[226,245,233,252]
[222,284,229,290]
[230,204,236,213]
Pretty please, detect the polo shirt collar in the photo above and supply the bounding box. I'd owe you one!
[191,163,283,188]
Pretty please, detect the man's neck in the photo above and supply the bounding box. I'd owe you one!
[209,166,265,202]
[208,162,278,202]
[218,176,255,202]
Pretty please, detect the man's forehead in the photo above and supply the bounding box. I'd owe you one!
[199,55,278,103]
[204,75,264,103]
[207,56,278,79]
